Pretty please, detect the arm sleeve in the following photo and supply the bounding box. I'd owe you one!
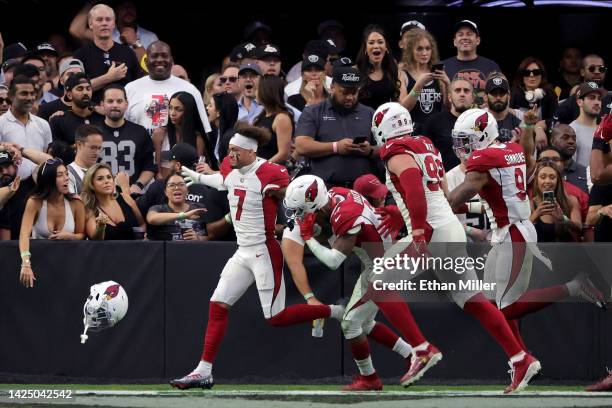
[398,167,427,231]
[305,238,347,270]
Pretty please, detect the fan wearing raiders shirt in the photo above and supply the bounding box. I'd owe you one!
[50,73,104,146]
[99,84,155,195]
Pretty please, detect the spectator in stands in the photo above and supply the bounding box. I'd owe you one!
[207,92,239,163]
[529,161,582,242]
[236,62,263,124]
[0,144,54,240]
[202,73,223,106]
[152,91,215,174]
[295,63,377,188]
[318,20,346,54]
[553,47,582,101]
[355,24,407,110]
[441,20,500,107]
[50,73,104,145]
[353,173,388,208]
[510,57,558,121]
[422,78,474,170]
[587,182,612,242]
[81,163,144,240]
[400,28,449,135]
[125,41,210,136]
[30,43,60,91]
[0,151,20,211]
[99,84,155,193]
[253,75,293,164]
[398,20,426,66]
[22,55,58,102]
[570,82,606,168]
[549,124,589,193]
[255,44,282,77]
[71,3,141,102]
[556,54,611,124]
[228,42,257,65]
[285,40,333,84]
[0,85,8,116]
[37,58,85,121]
[171,64,189,82]
[1,58,22,88]
[18,158,85,287]
[68,124,103,195]
[146,173,207,241]
[287,54,329,112]
[484,74,521,143]
[219,63,241,99]
[114,1,158,51]
[12,64,52,112]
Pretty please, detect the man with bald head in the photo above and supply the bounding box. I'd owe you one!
[549,124,589,193]
[125,41,211,136]
[73,3,141,102]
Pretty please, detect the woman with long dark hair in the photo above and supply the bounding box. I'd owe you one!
[355,25,408,110]
[511,57,558,121]
[207,92,239,163]
[253,74,293,163]
[153,91,215,175]
[18,158,85,287]
[81,163,145,240]
[529,160,581,241]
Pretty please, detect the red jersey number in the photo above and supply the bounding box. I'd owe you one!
[234,188,246,220]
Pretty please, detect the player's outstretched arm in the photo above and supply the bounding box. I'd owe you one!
[447,171,488,210]
[181,166,225,190]
[307,233,356,270]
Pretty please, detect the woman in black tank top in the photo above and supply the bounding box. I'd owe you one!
[356,25,408,110]
[253,75,294,164]
[399,28,450,135]
[81,163,145,240]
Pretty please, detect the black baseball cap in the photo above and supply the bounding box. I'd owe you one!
[0,150,14,166]
[485,76,510,94]
[454,19,480,36]
[164,143,198,167]
[64,72,91,91]
[302,54,326,71]
[229,42,257,62]
[576,81,606,99]
[255,44,281,60]
[3,43,28,62]
[332,66,362,88]
[239,62,262,76]
[400,20,426,36]
[32,43,58,57]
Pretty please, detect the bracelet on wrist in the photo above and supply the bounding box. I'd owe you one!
[303,292,315,301]
[409,89,420,98]
[520,124,535,129]
[177,212,186,221]
[20,251,31,259]
[224,213,233,225]
[332,142,338,154]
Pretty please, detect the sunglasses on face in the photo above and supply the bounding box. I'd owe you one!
[219,76,238,84]
[587,65,607,74]
[522,68,542,77]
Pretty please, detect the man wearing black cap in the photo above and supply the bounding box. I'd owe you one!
[255,44,282,77]
[485,74,521,141]
[441,20,500,107]
[237,62,263,124]
[50,73,104,145]
[228,42,257,65]
[31,43,60,90]
[38,58,86,121]
[295,61,377,188]
[570,82,606,167]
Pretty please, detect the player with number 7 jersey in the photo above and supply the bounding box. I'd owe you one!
[171,124,344,390]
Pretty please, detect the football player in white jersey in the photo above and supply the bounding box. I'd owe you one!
[171,124,344,389]
[373,103,541,394]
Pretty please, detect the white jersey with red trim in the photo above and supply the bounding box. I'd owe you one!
[379,136,456,232]
[465,142,530,241]
[220,156,289,247]
[328,187,390,267]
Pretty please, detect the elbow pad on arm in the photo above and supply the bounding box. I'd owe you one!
[398,168,427,231]
[306,238,347,270]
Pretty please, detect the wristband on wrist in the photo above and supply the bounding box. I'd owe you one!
[465,225,473,234]
[135,181,145,189]
[303,292,315,301]
[520,124,535,129]
[409,89,419,98]
[178,212,186,221]
[224,213,233,225]
[562,215,570,225]
[332,142,338,154]
[20,251,31,259]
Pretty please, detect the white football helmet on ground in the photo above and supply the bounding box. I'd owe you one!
[283,175,328,223]
[81,281,129,344]
[371,102,414,146]
[452,108,499,158]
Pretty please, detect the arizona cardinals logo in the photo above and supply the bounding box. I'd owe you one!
[374,108,389,127]
[104,284,120,300]
[474,112,489,132]
[305,180,318,202]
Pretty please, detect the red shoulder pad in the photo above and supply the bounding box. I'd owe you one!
[331,201,363,237]
[256,161,290,192]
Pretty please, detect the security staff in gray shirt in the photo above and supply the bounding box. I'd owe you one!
[295,58,379,187]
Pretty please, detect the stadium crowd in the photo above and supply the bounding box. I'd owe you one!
[1,0,612,392]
